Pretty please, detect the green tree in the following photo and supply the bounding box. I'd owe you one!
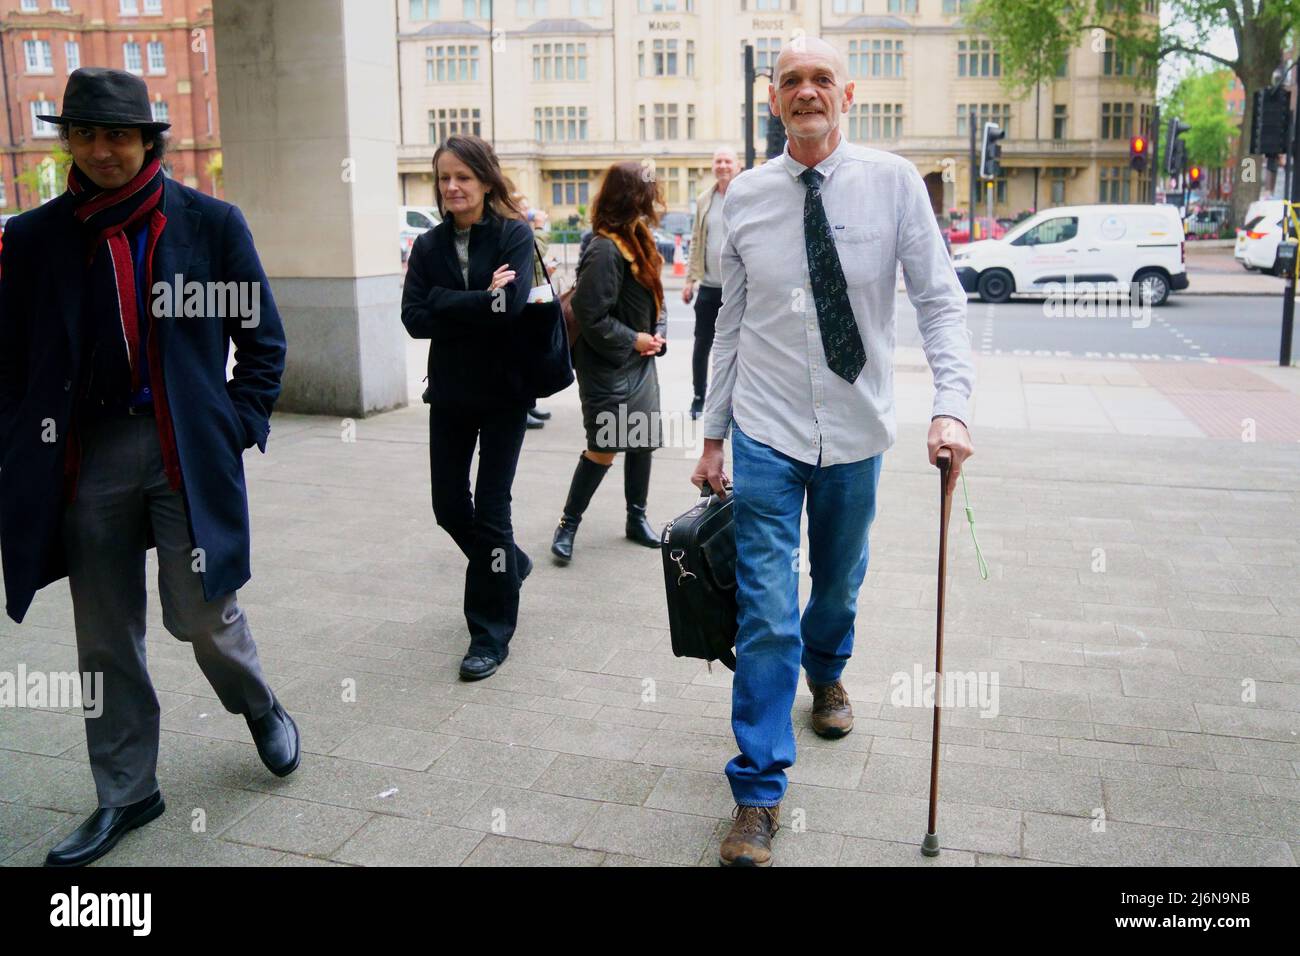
[967,0,1299,223]
[1161,70,1238,169]
[14,145,73,209]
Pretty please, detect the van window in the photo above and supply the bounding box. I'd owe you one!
[1011,216,1078,246]
[406,210,433,229]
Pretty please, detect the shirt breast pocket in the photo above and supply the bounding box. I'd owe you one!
[832,225,893,284]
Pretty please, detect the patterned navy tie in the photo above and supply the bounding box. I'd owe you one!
[800,167,867,383]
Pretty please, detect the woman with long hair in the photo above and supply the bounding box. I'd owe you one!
[401,135,537,681]
[551,161,668,563]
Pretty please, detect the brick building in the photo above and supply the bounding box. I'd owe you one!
[0,0,219,211]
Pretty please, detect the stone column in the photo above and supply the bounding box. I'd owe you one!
[213,0,407,417]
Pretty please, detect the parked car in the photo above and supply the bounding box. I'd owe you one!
[1234,199,1287,273]
[951,203,1188,306]
[1186,206,1230,239]
[655,210,693,263]
[400,205,441,263]
[945,217,1006,245]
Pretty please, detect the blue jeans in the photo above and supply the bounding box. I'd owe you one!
[726,423,883,807]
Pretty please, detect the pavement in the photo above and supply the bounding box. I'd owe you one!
[3,297,1300,867]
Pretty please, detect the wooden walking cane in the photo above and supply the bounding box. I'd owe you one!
[922,448,955,857]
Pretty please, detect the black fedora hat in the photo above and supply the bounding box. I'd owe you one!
[37,67,171,131]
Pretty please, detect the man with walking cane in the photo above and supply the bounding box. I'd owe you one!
[691,37,975,867]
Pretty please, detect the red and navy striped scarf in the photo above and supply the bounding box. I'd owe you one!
[65,157,182,494]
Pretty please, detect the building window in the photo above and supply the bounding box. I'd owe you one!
[848,39,903,78]
[516,0,549,13]
[739,103,771,143]
[533,105,588,142]
[31,100,59,138]
[409,0,440,17]
[428,44,480,82]
[957,39,1000,78]
[124,42,143,75]
[546,169,593,206]
[65,40,80,73]
[848,103,903,141]
[1052,104,1066,140]
[654,102,679,139]
[1048,167,1067,205]
[151,100,169,124]
[1099,165,1131,203]
[956,103,1010,136]
[145,0,163,12]
[52,0,73,9]
[428,107,481,144]
[638,0,694,10]
[21,0,40,12]
[1101,38,1135,77]
[206,97,213,135]
[941,0,971,13]
[0,174,6,207]
[1100,102,1134,139]
[24,40,53,74]
[147,41,165,74]
[533,42,586,81]
[832,0,864,10]
[740,37,781,76]
[570,0,603,13]
[120,0,139,13]
[654,39,678,75]
[462,0,492,17]
[886,0,917,12]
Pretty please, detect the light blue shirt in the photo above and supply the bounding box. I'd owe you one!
[702,136,975,466]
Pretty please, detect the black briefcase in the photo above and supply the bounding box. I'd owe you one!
[660,485,738,670]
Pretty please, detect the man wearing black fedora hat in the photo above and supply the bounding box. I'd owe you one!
[0,67,300,866]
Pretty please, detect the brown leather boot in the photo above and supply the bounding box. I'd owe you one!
[719,804,780,867]
[807,677,854,739]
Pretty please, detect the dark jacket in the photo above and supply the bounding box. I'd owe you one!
[570,234,668,452]
[0,178,286,623]
[401,210,535,410]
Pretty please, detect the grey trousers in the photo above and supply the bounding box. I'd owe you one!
[62,414,274,808]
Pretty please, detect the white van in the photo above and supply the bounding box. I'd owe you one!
[952,204,1188,305]
[400,206,441,263]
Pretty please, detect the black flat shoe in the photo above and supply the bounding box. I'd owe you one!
[45,791,165,868]
[529,407,552,420]
[526,411,545,429]
[459,655,500,681]
[246,697,301,777]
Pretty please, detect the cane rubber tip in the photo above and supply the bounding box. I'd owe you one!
[921,832,941,857]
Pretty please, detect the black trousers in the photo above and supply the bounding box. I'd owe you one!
[429,404,529,661]
[692,283,723,403]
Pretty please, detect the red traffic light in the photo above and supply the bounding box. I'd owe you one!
[1189,166,1202,183]
[1130,136,1146,154]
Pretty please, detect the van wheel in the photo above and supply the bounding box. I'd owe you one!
[977,269,1013,304]
[1134,268,1170,306]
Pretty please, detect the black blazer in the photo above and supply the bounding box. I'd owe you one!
[401,210,536,409]
[0,179,286,623]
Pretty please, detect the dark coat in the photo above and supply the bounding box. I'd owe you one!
[401,210,535,410]
[570,235,667,452]
[0,178,286,623]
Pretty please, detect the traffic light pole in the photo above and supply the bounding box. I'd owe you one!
[969,109,977,239]
[1151,106,1160,203]
[1280,59,1299,368]
[744,45,755,171]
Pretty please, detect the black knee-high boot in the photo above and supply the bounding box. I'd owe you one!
[551,453,612,563]
[624,450,660,548]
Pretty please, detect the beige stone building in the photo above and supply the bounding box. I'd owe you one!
[395,0,1158,223]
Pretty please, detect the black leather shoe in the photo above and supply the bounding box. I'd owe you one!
[45,791,165,867]
[246,697,301,777]
[518,547,533,582]
[625,505,661,548]
[551,515,579,563]
[529,406,552,420]
[459,655,500,681]
[526,411,545,429]
[690,397,704,420]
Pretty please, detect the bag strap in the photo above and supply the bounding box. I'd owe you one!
[531,237,558,296]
